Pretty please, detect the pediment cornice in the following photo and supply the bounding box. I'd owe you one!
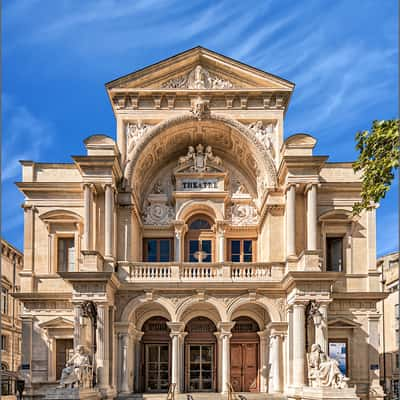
[106,47,294,114]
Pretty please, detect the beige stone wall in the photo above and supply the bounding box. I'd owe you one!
[1,239,23,372]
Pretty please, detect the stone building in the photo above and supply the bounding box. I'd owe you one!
[16,47,385,400]
[378,252,399,400]
[1,239,23,394]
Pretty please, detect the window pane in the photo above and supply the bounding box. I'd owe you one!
[190,240,199,262]
[58,239,67,272]
[327,237,343,271]
[67,239,75,272]
[243,240,253,254]
[159,240,170,262]
[231,240,241,254]
[202,240,212,262]
[189,219,211,229]
[146,240,157,262]
[231,254,240,262]
[243,254,253,262]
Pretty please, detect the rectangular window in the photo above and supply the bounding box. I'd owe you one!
[396,353,399,369]
[57,237,75,272]
[229,239,255,262]
[189,240,212,262]
[1,335,7,351]
[395,304,399,319]
[143,239,172,262]
[326,237,343,271]
[1,288,8,315]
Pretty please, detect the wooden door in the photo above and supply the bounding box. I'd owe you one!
[230,343,258,392]
[56,339,74,380]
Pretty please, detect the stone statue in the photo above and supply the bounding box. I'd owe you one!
[178,146,195,165]
[205,145,222,166]
[127,120,150,152]
[308,344,349,389]
[58,345,91,389]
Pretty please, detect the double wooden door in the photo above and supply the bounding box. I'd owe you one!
[230,343,258,392]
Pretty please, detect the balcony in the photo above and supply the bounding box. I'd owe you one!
[117,262,285,283]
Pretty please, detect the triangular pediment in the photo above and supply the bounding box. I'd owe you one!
[328,317,360,329]
[39,317,74,330]
[106,46,294,91]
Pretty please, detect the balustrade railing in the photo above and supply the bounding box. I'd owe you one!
[117,261,284,283]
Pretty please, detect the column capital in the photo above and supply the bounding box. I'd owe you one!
[214,220,228,235]
[304,182,321,193]
[217,321,235,335]
[257,329,269,341]
[173,220,187,236]
[267,321,288,336]
[285,182,299,193]
[167,321,185,335]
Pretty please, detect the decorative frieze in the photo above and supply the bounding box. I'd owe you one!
[162,65,234,89]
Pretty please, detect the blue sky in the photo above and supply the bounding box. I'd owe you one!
[2,0,398,256]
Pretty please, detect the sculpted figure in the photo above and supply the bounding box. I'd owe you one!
[205,145,222,166]
[248,121,275,156]
[152,180,163,194]
[178,146,195,165]
[58,345,91,389]
[194,65,206,89]
[308,344,348,389]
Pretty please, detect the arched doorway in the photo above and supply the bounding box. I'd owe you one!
[185,317,217,392]
[185,214,215,262]
[231,317,260,392]
[141,316,170,393]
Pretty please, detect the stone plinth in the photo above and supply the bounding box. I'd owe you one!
[288,386,359,400]
[45,387,101,400]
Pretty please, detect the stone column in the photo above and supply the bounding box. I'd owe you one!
[292,303,306,387]
[133,332,143,393]
[167,322,185,393]
[217,322,235,393]
[286,184,296,257]
[104,184,114,258]
[368,313,385,397]
[173,221,186,262]
[216,221,226,262]
[83,183,92,251]
[257,330,269,393]
[306,184,318,251]
[314,303,329,354]
[270,334,283,392]
[73,304,82,349]
[118,333,129,393]
[96,304,110,388]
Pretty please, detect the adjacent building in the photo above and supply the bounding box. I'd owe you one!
[15,47,385,400]
[1,239,23,396]
[378,252,399,400]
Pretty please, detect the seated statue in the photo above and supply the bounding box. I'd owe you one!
[308,344,349,389]
[58,345,91,389]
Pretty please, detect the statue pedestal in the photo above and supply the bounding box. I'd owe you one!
[45,387,101,400]
[288,386,359,400]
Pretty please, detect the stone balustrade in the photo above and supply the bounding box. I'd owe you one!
[117,261,285,283]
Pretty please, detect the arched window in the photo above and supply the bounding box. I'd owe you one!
[189,219,211,230]
[185,215,214,262]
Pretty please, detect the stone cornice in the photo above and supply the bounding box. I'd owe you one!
[16,182,82,193]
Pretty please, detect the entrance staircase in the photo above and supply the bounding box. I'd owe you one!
[118,393,286,400]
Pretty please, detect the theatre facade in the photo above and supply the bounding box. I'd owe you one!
[16,47,384,400]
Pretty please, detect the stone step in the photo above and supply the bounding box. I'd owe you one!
[118,393,286,400]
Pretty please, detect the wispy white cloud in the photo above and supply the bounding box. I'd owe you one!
[1,94,54,247]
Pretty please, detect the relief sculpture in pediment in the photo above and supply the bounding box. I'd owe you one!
[162,65,234,89]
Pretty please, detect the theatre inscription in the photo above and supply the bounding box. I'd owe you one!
[181,179,219,191]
